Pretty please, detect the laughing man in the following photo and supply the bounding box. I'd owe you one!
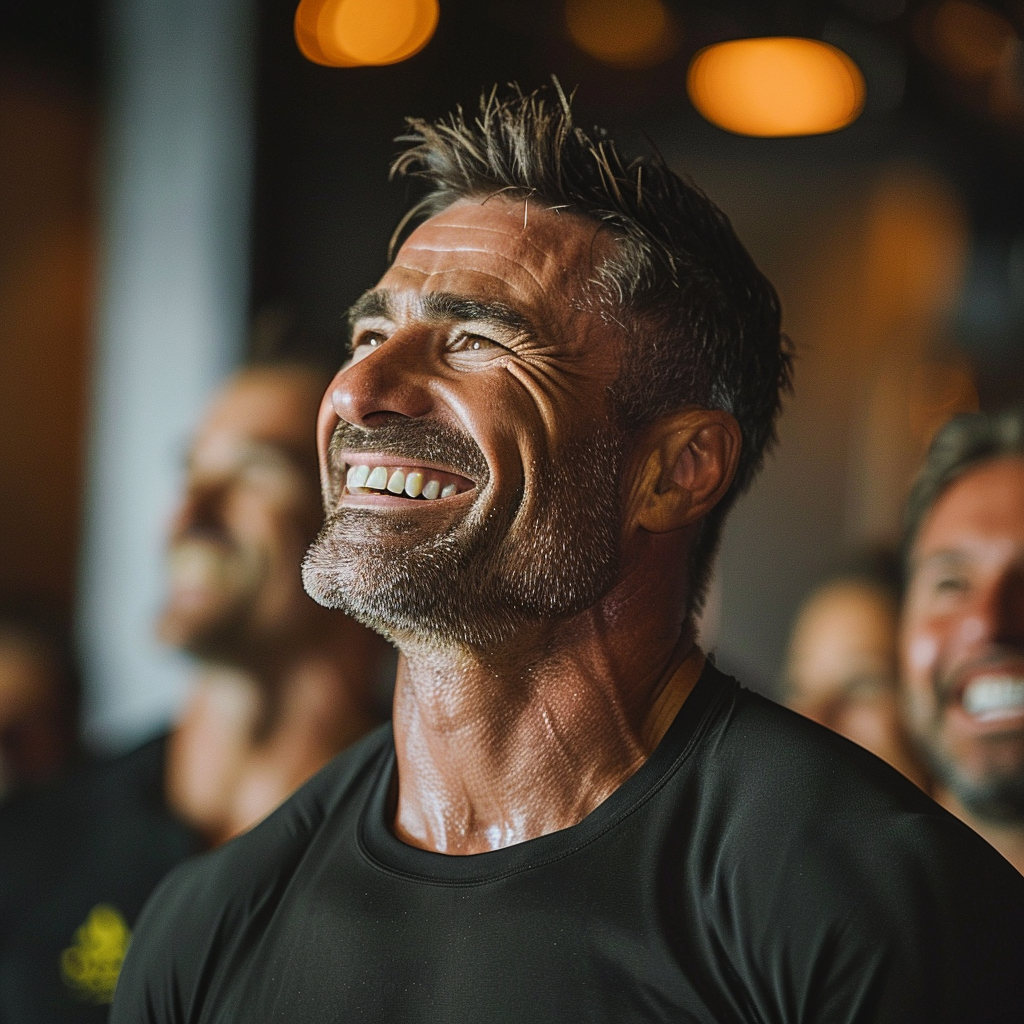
[900,407,1024,875]
[112,86,1024,1023]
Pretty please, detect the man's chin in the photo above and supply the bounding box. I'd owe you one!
[156,604,249,663]
[930,734,1024,824]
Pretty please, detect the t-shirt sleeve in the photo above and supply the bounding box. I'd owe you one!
[109,856,212,1024]
[700,693,1024,1024]
[714,799,1024,1023]
[109,738,348,1021]
[814,813,1023,1023]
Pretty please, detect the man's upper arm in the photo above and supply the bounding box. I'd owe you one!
[110,860,208,1024]
[791,810,1024,1023]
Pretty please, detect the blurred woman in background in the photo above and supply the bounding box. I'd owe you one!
[783,550,930,790]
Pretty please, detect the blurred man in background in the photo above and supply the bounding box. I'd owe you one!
[901,406,1024,874]
[783,550,930,789]
[156,363,392,844]
[0,362,393,1023]
[0,607,80,801]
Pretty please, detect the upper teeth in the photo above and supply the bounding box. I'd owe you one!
[345,464,460,500]
[962,676,1024,720]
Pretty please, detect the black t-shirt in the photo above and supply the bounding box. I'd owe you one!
[112,665,1024,1023]
[0,735,201,1023]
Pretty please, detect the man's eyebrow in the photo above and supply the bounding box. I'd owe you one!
[914,549,971,574]
[347,289,533,337]
[347,290,394,331]
[419,292,533,336]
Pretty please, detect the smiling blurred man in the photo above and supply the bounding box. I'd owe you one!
[155,363,393,843]
[113,86,1024,1024]
[0,363,391,1023]
[901,406,1024,874]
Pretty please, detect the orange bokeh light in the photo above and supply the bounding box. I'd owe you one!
[923,1,1016,80]
[565,0,678,70]
[295,0,439,68]
[687,37,865,137]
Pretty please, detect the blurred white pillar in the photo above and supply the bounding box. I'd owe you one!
[79,0,256,748]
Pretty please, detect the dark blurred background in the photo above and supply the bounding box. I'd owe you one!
[2,0,1023,746]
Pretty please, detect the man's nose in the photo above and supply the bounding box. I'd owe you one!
[330,331,435,428]
[170,479,224,538]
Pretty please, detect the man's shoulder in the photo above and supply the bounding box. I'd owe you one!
[0,735,182,896]
[147,719,391,908]
[690,667,1024,906]
[676,669,1024,1019]
[712,675,940,818]
[111,721,393,1021]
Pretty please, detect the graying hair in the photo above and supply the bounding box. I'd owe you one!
[390,83,792,609]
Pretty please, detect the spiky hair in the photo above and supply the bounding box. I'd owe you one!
[391,83,792,608]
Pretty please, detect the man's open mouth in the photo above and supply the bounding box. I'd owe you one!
[960,674,1024,724]
[343,461,476,501]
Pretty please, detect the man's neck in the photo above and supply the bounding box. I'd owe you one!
[167,646,382,846]
[939,790,1024,875]
[390,578,703,855]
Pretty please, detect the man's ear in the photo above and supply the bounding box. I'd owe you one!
[633,410,742,534]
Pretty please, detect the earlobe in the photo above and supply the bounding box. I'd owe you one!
[635,410,741,535]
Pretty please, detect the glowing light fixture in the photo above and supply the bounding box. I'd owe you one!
[687,37,866,137]
[295,0,439,68]
[565,0,678,70]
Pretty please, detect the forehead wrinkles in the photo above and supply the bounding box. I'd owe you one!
[398,235,566,298]
[395,204,609,300]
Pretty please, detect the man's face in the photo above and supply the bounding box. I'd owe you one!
[157,370,325,664]
[785,584,912,767]
[901,457,1024,821]
[302,198,629,647]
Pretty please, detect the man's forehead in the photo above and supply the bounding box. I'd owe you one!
[917,457,1024,555]
[204,373,318,438]
[385,198,609,302]
[190,376,319,469]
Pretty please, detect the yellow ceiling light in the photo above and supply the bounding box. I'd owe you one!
[687,37,866,137]
[295,0,439,68]
[565,0,679,70]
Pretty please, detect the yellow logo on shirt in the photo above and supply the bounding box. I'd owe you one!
[60,904,131,1003]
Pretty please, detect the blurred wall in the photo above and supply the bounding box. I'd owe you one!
[0,71,94,616]
[78,0,257,747]
[693,158,971,689]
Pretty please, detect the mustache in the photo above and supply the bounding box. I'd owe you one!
[168,527,236,552]
[327,419,491,487]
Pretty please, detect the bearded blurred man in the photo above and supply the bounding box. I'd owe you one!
[0,363,391,1023]
[156,364,391,844]
[901,406,1024,875]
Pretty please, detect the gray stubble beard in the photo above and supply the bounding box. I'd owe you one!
[924,734,1024,825]
[301,431,625,652]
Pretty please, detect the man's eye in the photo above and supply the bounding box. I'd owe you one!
[934,575,969,594]
[451,334,503,353]
[350,333,386,362]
